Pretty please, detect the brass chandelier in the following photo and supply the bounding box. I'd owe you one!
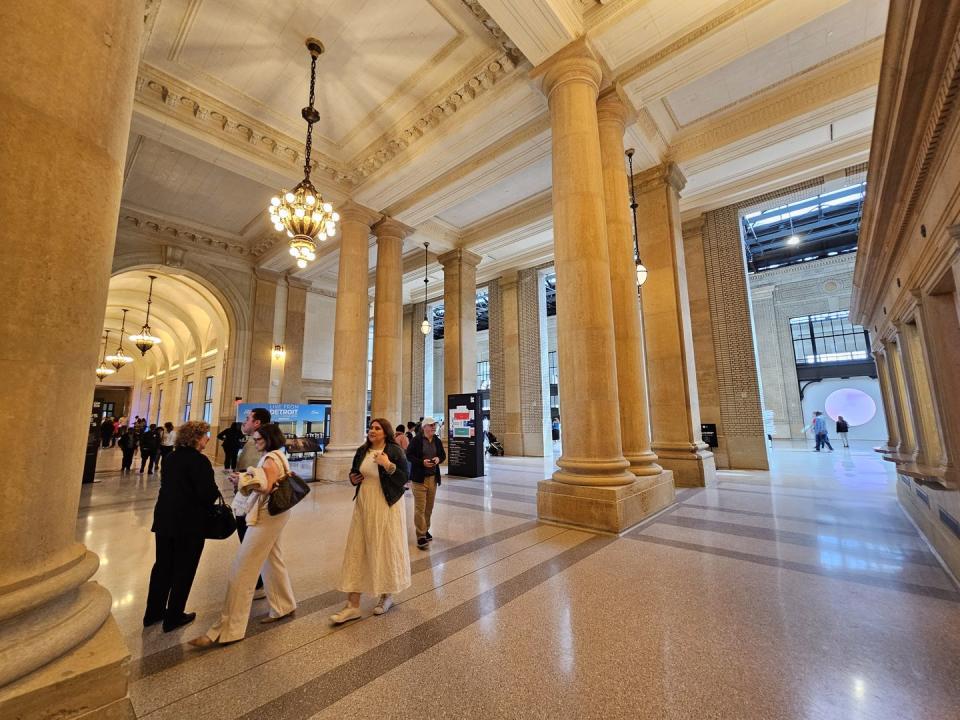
[105,308,134,370]
[268,38,339,269]
[130,275,162,355]
[96,331,116,381]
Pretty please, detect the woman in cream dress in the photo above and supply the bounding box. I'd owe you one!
[331,418,411,623]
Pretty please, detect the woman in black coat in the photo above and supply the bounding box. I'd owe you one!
[217,421,245,470]
[144,421,220,632]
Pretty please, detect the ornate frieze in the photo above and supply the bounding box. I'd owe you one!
[120,207,251,257]
[459,1,527,63]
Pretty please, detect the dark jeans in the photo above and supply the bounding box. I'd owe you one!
[236,515,264,590]
[145,533,205,623]
[224,447,241,470]
[815,432,834,451]
[140,450,158,473]
[121,448,135,471]
[159,445,173,467]
[101,436,112,448]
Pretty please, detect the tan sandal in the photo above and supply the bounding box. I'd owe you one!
[188,635,215,649]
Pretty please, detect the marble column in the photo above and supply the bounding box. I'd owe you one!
[315,202,381,481]
[596,90,663,479]
[636,162,717,487]
[402,304,414,423]
[0,1,141,716]
[247,272,278,402]
[409,301,427,423]
[370,217,414,423]
[280,277,309,404]
[438,249,483,402]
[533,42,669,533]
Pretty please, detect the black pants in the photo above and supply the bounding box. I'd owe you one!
[140,450,158,473]
[224,447,241,470]
[144,533,205,623]
[159,445,173,467]
[101,436,112,448]
[236,515,264,589]
[121,448,135,470]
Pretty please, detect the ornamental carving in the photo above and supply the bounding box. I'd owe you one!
[121,210,249,256]
[459,1,526,63]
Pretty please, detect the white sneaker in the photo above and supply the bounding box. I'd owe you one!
[329,605,362,624]
[373,595,393,615]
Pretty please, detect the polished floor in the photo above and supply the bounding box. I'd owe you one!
[80,442,960,719]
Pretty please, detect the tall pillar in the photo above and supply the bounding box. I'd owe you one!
[370,217,414,422]
[533,42,671,532]
[401,304,414,423]
[315,202,381,481]
[888,334,918,462]
[636,163,717,487]
[596,89,663,479]
[873,348,900,454]
[409,301,427,423]
[438,249,482,402]
[0,2,141,716]
[247,271,278,402]
[280,277,308,404]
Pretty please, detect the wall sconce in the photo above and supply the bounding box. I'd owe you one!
[273,344,286,360]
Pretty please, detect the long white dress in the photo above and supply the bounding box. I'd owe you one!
[338,450,411,595]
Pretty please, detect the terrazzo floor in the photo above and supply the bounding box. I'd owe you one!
[79,443,960,719]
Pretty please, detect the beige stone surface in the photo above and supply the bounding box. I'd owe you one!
[247,273,278,402]
[438,248,483,400]
[280,280,308,403]
[0,0,141,712]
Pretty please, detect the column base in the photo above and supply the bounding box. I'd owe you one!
[537,471,676,534]
[313,452,355,482]
[626,450,662,476]
[723,433,769,470]
[0,615,133,720]
[652,443,716,487]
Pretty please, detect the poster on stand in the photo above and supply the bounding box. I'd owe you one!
[446,393,484,478]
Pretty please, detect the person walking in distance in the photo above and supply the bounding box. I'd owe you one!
[812,411,834,452]
[836,415,850,448]
[217,421,245,470]
[230,407,271,597]
[139,423,161,474]
[329,419,410,624]
[159,421,177,467]
[406,416,446,550]
[118,425,138,472]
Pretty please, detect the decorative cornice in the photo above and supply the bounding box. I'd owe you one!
[373,216,416,240]
[633,162,686,195]
[459,1,526,63]
[119,207,250,257]
[135,63,352,187]
[142,0,162,55]
[437,247,484,269]
[461,189,553,247]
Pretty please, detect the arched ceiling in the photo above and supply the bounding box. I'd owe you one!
[98,270,229,386]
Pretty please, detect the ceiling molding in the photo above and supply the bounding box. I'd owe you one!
[118,205,251,258]
[458,0,527,63]
[460,189,553,248]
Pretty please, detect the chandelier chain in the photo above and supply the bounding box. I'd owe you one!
[303,53,318,180]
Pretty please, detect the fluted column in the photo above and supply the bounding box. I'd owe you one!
[438,248,483,401]
[370,217,414,422]
[596,89,662,478]
[532,42,673,532]
[0,2,141,715]
[315,202,381,481]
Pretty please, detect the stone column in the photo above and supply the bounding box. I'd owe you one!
[280,277,309,404]
[898,314,945,475]
[596,90,663,479]
[438,249,483,401]
[888,334,919,463]
[315,202,381,481]
[533,42,671,532]
[370,217,414,422]
[401,304,414,423]
[873,348,900,454]
[247,272,278,402]
[0,2,141,716]
[636,163,717,486]
[409,301,427,422]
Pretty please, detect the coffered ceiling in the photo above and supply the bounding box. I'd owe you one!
[120,0,889,298]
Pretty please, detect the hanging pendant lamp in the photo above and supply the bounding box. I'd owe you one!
[130,275,162,355]
[625,149,648,290]
[106,308,134,370]
[96,331,116,381]
[267,38,339,269]
[420,242,432,335]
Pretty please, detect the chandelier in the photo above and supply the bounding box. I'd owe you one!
[420,242,432,335]
[130,275,162,355]
[96,332,116,381]
[625,149,648,290]
[268,38,339,269]
[105,308,134,370]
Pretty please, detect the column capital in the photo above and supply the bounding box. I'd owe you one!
[254,268,282,283]
[633,161,687,195]
[498,269,519,290]
[285,275,313,291]
[338,200,382,228]
[531,39,602,101]
[437,247,483,269]
[681,214,706,237]
[596,88,633,128]
[373,216,415,241]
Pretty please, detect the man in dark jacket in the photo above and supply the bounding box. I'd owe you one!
[406,416,446,550]
[139,423,160,474]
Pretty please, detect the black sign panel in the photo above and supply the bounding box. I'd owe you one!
[700,423,718,448]
[446,393,484,478]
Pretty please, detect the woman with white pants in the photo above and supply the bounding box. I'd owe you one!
[190,423,297,647]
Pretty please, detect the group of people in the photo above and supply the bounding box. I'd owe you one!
[808,411,850,451]
[143,408,447,645]
[115,417,178,474]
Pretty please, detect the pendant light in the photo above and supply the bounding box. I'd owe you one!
[96,331,116,381]
[625,149,648,290]
[267,38,339,269]
[130,275,162,355]
[105,308,134,370]
[420,241,432,336]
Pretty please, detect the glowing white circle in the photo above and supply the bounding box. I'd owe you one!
[824,388,876,427]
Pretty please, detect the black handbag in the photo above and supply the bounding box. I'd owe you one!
[267,452,310,515]
[205,492,237,539]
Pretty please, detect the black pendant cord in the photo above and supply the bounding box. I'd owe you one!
[423,241,430,322]
[117,309,128,352]
[302,53,319,182]
[625,149,641,267]
[144,275,156,330]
